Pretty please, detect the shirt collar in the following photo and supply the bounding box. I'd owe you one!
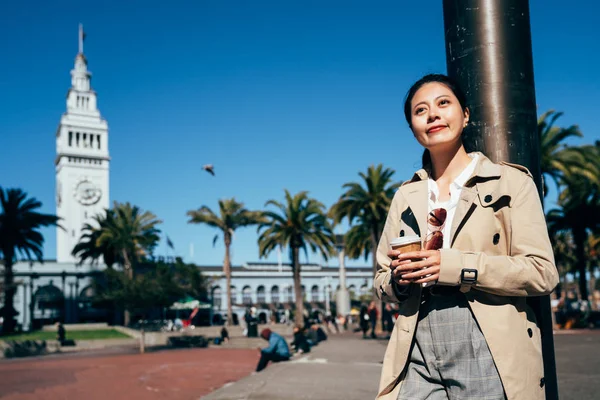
[428,153,479,199]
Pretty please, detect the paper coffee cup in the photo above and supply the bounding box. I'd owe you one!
[390,236,430,287]
[390,235,421,253]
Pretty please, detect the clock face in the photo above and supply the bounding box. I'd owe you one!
[74,178,102,205]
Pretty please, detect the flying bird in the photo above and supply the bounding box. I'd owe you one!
[202,164,215,176]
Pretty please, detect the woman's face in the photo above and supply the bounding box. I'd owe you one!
[409,82,469,151]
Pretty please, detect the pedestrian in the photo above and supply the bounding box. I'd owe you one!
[56,321,66,344]
[383,303,394,335]
[374,74,558,399]
[255,328,291,372]
[367,301,378,339]
[359,305,369,339]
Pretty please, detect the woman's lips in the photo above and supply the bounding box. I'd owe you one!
[427,125,447,133]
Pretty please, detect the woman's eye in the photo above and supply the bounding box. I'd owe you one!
[439,99,450,106]
[415,107,426,114]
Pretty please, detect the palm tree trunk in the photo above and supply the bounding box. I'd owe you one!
[1,253,16,335]
[224,234,233,326]
[292,247,304,327]
[574,228,589,300]
[140,320,146,354]
[371,231,382,334]
[122,249,132,327]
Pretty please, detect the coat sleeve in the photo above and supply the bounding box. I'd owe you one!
[374,190,414,303]
[437,174,559,297]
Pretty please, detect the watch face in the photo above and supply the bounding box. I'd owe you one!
[74,179,102,205]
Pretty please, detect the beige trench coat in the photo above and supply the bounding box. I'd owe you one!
[374,153,559,400]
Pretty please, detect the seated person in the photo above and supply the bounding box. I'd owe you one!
[290,325,310,354]
[220,326,229,343]
[308,324,328,345]
[256,328,291,372]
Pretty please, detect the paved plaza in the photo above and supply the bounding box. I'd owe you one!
[0,330,598,399]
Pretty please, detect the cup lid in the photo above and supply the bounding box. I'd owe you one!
[390,235,421,247]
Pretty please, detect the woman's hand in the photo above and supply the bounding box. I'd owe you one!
[388,249,441,285]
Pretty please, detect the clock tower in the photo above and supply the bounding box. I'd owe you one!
[56,24,110,263]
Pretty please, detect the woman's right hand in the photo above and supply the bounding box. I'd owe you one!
[387,249,414,286]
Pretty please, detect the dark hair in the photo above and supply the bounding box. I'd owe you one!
[403,74,469,173]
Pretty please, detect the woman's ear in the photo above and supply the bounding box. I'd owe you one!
[464,107,470,126]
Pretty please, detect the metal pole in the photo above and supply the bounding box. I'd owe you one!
[443,1,557,398]
[335,234,351,317]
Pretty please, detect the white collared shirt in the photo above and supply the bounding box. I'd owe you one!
[427,153,479,250]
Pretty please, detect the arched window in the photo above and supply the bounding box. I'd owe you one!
[311,285,320,302]
[35,285,65,310]
[348,284,357,300]
[301,285,306,300]
[271,286,280,304]
[257,285,266,304]
[34,284,65,320]
[230,286,237,305]
[242,286,253,305]
[324,285,332,301]
[285,286,293,303]
[212,286,222,309]
[360,284,369,297]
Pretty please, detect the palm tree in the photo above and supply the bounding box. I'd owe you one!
[258,190,335,326]
[88,201,162,326]
[547,145,600,300]
[538,110,586,197]
[72,212,118,268]
[329,164,400,280]
[548,230,577,299]
[0,188,60,334]
[99,202,162,275]
[187,198,262,325]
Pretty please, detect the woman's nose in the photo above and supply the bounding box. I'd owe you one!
[427,108,439,122]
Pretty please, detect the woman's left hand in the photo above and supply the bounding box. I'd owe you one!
[394,250,441,284]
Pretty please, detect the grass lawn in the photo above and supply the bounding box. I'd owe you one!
[0,329,132,342]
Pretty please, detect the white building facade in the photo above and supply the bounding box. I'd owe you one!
[205,262,373,323]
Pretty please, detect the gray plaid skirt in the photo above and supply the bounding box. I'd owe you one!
[397,292,506,400]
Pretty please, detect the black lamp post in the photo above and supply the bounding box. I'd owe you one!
[443,1,557,398]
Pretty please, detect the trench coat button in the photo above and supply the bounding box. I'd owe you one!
[484,194,493,203]
[493,233,500,245]
[540,377,545,388]
[528,328,533,338]
[400,230,405,237]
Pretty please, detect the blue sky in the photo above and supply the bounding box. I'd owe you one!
[1,1,598,267]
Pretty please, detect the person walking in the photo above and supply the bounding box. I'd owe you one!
[374,74,558,399]
[359,305,370,339]
[368,301,378,339]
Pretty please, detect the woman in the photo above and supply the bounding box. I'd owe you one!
[374,74,558,400]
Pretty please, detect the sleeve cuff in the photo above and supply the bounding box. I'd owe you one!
[391,279,411,300]
[438,248,464,286]
[376,271,411,302]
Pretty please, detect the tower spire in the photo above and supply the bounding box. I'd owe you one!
[78,23,85,54]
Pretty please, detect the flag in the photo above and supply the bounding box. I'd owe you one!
[166,236,174,250]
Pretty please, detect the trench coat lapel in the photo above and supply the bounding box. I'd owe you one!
[449,186,478,247]
[449,152,503,247]
[399,179,428,243]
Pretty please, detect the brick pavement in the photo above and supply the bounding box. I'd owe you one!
[0,348,258,400]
